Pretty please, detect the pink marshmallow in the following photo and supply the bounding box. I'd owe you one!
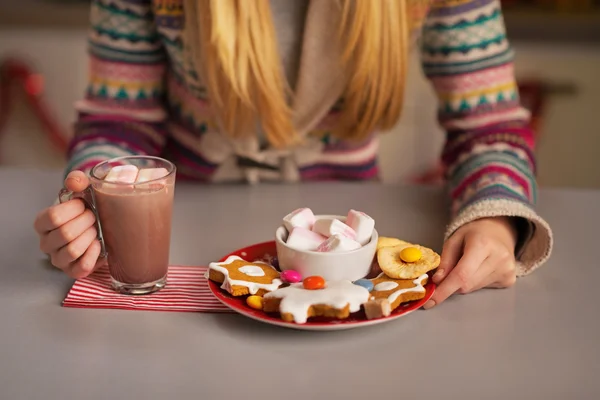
[104,165,139,184]
[283,208,316,232]
[312,218,357,240]
[286,227,326,251]
[346,209,375,245]
[317,234,361,253]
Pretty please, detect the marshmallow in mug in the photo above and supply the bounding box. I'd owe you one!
[104,165,139,184]
[136,167,168,183]
[286,227,327,251]
[135,168,168,189]
[346,209,375,246]
[312,217,357,240]
[283,208,316,232]
[317,234,361,253]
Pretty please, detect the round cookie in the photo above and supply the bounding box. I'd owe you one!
[377,241,440,279]
[376,237,409,250]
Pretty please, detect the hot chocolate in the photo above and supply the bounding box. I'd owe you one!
[93,182,174,287]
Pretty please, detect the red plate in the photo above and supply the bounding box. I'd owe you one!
[207,241,435,331]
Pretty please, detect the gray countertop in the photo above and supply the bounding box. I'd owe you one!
[1,167,598,399]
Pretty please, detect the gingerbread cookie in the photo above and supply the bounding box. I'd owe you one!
[364,273,429,319]
[207,256,282,296]
[263,280,370,324]
[377,240,440,279]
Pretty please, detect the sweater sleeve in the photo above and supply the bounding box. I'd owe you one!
[66,0,169,175]
[420,0,552,276]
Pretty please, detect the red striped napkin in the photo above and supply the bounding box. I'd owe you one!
[63,265,232,313]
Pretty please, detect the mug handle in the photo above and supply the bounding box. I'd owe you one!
[58,186,107,258]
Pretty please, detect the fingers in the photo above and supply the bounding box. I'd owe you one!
[34,200,86,234]
[50,225,98,269]
[64,170,90,193]
[433,234,463,284]
[66,239,102,279]
[424,235,489,309]
[458,257,497,294]
[40,209,96,254]
[470,250,516,292]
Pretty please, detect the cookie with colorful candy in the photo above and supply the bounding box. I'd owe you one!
[377,239,440,279]
[263,278,370,324]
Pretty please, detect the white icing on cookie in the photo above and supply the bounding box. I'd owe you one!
[376,273,428,304]
[208,256,281,295]
[263,280,370,324]
[238,265,265,277]
[373,281,399,291]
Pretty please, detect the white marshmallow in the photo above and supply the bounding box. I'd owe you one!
[135,168,168,190]
[316,234,361,253]
[346,209,375,245]
[104,165,139,184]
[283,208,316,232]
[136,167,168,183]
[312,218,357,240]
[286,227,326,251]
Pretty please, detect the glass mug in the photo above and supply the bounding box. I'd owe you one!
[59,156,176,295]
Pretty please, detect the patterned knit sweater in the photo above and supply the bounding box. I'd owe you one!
[67,0,553,275]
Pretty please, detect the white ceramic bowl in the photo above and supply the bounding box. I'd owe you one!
[275,215,378,282]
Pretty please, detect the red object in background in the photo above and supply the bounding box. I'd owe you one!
[0,58,69,163]
[517,80,547,136]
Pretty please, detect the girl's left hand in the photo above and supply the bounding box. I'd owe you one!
[424,217,518,309]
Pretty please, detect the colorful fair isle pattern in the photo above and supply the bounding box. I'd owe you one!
[68,0,537,218]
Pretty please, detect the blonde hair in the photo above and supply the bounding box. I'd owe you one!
[184,0,410,148]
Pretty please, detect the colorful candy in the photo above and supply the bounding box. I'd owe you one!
[246,295,264,310]
[353,279,374,292]
[280,270,302,283]
[303,276,325,290]
[271,256,280,270]
[399,247,422,263]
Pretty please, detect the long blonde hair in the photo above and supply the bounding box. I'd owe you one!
[184,0,410,148]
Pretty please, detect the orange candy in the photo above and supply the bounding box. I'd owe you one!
[303,276,325,290]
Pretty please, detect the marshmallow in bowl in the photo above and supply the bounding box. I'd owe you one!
[317,234,361,253]
[283,208,316,232]
[346,209,375,245]
[312,218,357,240]
[286,227,327,251]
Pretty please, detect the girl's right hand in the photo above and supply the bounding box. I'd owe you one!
[34,171,104,278]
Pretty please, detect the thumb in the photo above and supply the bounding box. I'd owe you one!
[64,170,90,193]
[432,232,464,284]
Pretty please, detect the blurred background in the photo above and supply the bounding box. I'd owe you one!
[0,0,599,188]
